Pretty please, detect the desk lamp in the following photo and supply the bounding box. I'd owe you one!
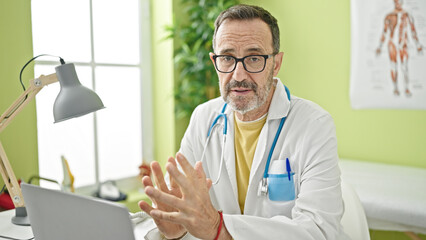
[0,56,104,226]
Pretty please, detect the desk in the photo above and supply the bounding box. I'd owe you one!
[0,210,33,240]
[340,159,426,239]
[0,209,155,240]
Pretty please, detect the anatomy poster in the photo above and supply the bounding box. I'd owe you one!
[350,0,426,109]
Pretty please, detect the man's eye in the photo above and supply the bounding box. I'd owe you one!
[247,56,261,62]
[222,56,233,62]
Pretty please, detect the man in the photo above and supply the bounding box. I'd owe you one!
[139,4,348,240]
[376,0,423,97]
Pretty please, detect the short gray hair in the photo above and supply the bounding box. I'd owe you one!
[213,4,280,54]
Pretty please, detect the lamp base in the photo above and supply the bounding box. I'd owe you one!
[11,207,30,226]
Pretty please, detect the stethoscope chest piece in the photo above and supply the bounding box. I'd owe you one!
[258,178,268,196]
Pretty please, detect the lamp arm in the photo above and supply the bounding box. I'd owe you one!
[0,73,58,133]
[0,73,58,208]
[0,141,25,207]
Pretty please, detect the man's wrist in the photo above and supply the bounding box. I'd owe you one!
[213,211,223,240]
[217,216,232,240]
[162,231,187,240]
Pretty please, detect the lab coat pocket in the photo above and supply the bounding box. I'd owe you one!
[267,173,295,201]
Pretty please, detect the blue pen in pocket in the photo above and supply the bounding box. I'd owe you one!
[286,158,291,180]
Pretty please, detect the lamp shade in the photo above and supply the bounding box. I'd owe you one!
[53,63,104,123]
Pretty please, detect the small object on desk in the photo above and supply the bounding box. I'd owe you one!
[95,180,127,201]
[61,155,75,193]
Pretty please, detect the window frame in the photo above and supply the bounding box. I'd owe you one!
[32,0,153,193]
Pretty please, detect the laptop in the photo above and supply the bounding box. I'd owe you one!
[21,183,136,240]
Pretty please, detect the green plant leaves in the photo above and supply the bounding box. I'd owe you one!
[167,0,239,119]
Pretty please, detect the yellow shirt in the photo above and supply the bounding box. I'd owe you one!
[234,113,267,213]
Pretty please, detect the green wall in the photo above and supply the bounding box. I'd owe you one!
[151,0,176,165]
[0,1,38,187]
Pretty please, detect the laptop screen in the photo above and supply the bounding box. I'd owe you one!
[21,183,136,240]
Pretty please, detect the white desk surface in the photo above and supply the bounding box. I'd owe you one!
[340,159,426,234]
[0,209,155,240]
[0,210,33,240]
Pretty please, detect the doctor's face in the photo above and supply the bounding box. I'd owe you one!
[210,19,283,118]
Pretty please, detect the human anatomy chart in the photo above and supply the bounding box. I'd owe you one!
[350,0,426,109]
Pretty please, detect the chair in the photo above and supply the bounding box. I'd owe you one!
[341,180,370,240]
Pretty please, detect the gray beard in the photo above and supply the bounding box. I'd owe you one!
[221,69,275,115]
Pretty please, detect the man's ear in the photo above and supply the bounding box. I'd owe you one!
[273,52,284,77]
[209,52,219,73]
[209,52,215,64]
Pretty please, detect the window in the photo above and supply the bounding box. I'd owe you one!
[31,0,153,189]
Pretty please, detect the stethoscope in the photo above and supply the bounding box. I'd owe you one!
[200,85,291,196]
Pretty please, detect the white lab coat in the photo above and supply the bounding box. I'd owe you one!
[145,81,348,240]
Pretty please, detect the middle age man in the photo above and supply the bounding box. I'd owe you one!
[139,4,348,240]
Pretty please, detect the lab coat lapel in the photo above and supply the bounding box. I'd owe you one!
[223,109,239,203]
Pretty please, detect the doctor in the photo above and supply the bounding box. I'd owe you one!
[139,4,348,240]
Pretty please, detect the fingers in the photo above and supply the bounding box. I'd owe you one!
[142,176,158,206]
[150,210,182,224]
[194,161,206,179]
[145,186,188,212]
[139,200,154,216]
[167,158,179,190]
[206,178,213,190]
[151,161,169,192]
[175,153,196,178]
[166,162,191,192]
[166,155,209,195]
[142,176,153,188]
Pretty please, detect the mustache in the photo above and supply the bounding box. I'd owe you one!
[225,80,258,93]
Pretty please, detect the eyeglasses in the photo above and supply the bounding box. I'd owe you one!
[212,54,274,73]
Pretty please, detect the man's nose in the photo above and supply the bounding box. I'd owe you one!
[232,61,248,82]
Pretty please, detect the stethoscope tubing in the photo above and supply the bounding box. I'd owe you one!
[263,116,286,179]
[201,123,226,185]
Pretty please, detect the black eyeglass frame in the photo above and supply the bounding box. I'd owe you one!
[212,54,275,73]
